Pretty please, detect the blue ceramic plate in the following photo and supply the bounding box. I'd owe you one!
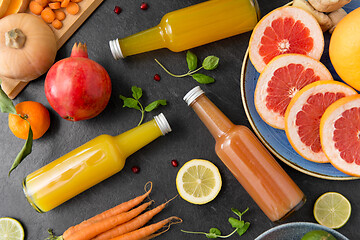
[255,222,349,240]
[240,1,360,180]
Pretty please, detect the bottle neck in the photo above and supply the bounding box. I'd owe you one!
[190,95,234,139]
[118,26,165,58]
[114,119,163,158]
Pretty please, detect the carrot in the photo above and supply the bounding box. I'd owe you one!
[66,201,154,240]
[29,1,44,15]
[110,217,182,240]
[92,196,177,240]
[54,9,66,21]
[52,19,63,29]
[63,182,153,239]
[41,7,56,23]
[66,2,79,14]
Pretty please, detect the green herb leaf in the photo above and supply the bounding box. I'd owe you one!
[131,86,143,100]
[119,95,127,101]
[228,217,244,229]
[192,73,215,84]
[122,98,140,110]
[186,51,198,71]
[202,56,219,70]
[0,84,16,114]
[231,208,243,218]
[236,222,250,236]
[9,123,33,176]
[145,100,167,112]
[206,228,221,238]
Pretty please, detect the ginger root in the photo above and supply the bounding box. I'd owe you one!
[308,0,351,13]
[328,8,347,33]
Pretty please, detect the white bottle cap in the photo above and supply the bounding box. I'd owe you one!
[109,39,124,60]
[154,113,172,135]
[183,86,205,106]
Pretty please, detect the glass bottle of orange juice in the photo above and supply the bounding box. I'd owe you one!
[109,0,260,59]
[184,87,305,222]
[22,113,171,213]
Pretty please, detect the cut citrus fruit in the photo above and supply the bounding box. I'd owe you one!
[249,6,324,72]
[285,81,357,163]
[320,95,360,176]
[0,217,25,240]
[255,54,332,129]
[176,159,222,205]
[314,192,351,229]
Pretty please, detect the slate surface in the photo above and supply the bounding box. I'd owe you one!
[0,0,358,239]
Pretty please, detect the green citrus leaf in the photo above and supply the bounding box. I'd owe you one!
[202,56,219,70]
[192,74,215,84]
[145,100,167,112]
[186,51,198,71]
[0,83,16,114]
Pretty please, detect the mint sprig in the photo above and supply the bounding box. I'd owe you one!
[120,86,167,126]
[181,207,250,239]
[154,51,219,84]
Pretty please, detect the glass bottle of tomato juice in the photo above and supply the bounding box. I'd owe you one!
[22,113,171,213]
[109,0,260,59]
[184,87,306,222]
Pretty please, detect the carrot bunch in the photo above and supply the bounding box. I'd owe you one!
[46,182,182,240]
[29,0,82,29]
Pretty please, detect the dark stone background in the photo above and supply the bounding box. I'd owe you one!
[0,0,358,239]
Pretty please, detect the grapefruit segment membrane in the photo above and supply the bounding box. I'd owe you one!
[320,95,360,176]
[254,54,332,129]
[285,81,357,163]
[249,6,324,72]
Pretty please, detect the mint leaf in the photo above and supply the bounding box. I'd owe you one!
[145,100,167,112]
[192,73,215,84]
[0,84,16,114]
[131,86,142,100]
[228,217,244,229]
[186,51,198,71]
[9,124,33,176]
[202,56,219,70]
[122,98,140,110]
[231,208,242,218]
[236,222,250,236]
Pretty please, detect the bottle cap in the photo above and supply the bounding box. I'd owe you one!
[154,113,172,135]
[109,39,124,60]
[183,86,205,106]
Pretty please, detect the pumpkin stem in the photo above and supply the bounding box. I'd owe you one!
[71,42,88,58]
[5,28,26,49]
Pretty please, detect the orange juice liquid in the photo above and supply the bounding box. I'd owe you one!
[110,0,260,58]
[186,88,305,222]
[23,117,169,212]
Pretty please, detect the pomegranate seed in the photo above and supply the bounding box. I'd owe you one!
[140,2,148,10]
[153,74,161,81]
[131,166,140,173]
[114,6,122,14]
[171,160,178,167]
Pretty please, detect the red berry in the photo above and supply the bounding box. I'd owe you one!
[154,74,161,81]
[131,166,140,173]
[171,160,178,167]
[140,2,148,10]
[114,6,122,14]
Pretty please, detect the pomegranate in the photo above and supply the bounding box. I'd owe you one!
[45,43,112,121]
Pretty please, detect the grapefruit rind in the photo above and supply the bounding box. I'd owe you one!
[285,81,357,163]
[254,54,332,129]
[320,95,360,177]
[249,6,324,73]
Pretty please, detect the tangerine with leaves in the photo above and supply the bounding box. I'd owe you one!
[8,101,50,140]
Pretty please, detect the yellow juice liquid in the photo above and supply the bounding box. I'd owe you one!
[116,0,260,58]
[23,119,164,212]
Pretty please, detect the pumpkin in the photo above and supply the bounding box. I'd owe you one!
[0,13,57,82]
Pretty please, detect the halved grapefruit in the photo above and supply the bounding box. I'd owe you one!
[249,6,324,72]
[320,95,360,176]
[254,54,332,129]
[285,81,357,163]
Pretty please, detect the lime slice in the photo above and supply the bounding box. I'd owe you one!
[314,192,351,229]
[176,159,222,205]
[0,217,25,240]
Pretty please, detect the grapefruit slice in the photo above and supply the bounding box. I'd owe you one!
[285,81,357,163]
[254,54,332,129]
[320,95,360,176]
[249,6,324,72]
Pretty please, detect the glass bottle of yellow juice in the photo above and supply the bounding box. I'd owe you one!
[109,0,260,59]
[23,113,171,212]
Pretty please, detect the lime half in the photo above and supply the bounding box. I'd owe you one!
[176,159,222,205]
[314,192,351,229]
[0,217,25,240]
